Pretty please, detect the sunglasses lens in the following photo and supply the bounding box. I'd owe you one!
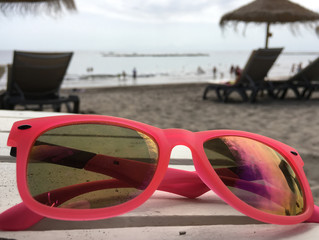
[203,136,304,216]
[27,123,159,209]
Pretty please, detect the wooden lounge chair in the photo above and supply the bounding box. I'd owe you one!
[1,51,79,113]
[272,57,319,99]
[203,48,283,102]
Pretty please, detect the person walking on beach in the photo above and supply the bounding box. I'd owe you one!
[133,68,137,80]
[235,66,241,78]
[122,71,127,80]
[212,66,217,78]
[230,65,235,76]
[291,64,295,74]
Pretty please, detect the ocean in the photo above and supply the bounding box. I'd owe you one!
[0,50,318,90]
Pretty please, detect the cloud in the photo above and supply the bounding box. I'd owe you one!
[77,0,319,24]
[76,0,228,23]
[73,0,319,27]
[0,0,318,52]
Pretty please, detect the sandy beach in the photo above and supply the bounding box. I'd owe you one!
[64,82,319,202]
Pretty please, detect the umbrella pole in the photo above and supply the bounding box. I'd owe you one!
[265,23,270,48]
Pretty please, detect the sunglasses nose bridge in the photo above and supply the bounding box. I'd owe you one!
[163,129,196,148]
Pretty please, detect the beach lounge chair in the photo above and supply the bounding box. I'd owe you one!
[272,57,319,99]
[1,51,79,113]
[202,48,283,102]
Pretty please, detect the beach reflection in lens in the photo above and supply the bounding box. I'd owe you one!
[27,124,159,209]
[203,136,304,216]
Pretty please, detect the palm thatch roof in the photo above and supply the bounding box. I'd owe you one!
[220,0,319,26]
[220,0,319,47]
[0,0,76,16]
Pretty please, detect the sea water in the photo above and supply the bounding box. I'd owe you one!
[0,50,317,90]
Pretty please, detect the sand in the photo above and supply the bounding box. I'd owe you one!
[62,82,319,203]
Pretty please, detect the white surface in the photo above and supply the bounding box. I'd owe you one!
[1,224,319,240]
[0,110,318,239]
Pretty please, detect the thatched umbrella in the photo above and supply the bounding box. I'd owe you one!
[0,0,76,16]
[220,0,319,48]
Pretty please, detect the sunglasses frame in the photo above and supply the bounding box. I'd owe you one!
[5,115,315,226]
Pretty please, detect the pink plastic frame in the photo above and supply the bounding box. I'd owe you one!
[0,114,318,231]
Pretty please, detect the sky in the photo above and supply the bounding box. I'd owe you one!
[0,0,319,52]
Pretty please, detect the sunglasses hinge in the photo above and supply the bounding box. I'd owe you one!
[17,125,32,130]
[290,151,298,156]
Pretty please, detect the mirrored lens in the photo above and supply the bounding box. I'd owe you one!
[203,136,304,216]
[27,123,159,209]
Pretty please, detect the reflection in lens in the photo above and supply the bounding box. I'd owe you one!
[27,124,159,209]
[203,136,304,216]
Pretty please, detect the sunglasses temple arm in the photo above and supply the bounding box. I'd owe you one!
[305,205,319,223]
[0,169,311,231]
[0,170,207,231]
[27,146,275,200]
[0,179,133,231]
[158,168,211,198]
[0,202,44,231]
[82,153,292,201]
[159,169,293,204]
[1,150,309,230]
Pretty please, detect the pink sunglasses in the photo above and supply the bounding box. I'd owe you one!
[0,115,318,231]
